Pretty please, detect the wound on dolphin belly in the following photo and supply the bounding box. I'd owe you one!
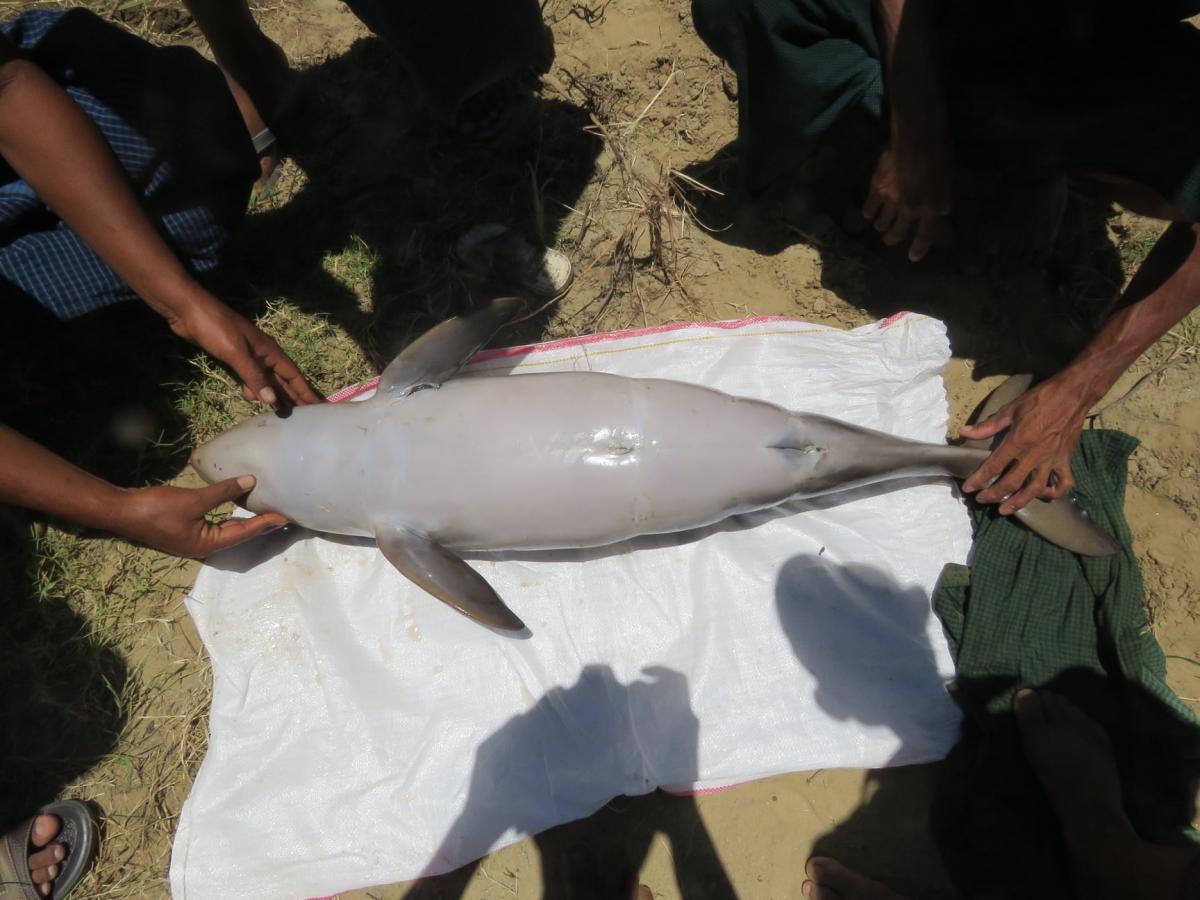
[584,426,642,467]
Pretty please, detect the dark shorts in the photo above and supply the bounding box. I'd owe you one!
[0,9,257,319]
[693,0,1200,219]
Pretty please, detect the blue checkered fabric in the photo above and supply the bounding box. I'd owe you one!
[0,10,256,320]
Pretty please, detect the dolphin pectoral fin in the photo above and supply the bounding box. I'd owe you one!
[377,297,523,396]
[375,526,525,631]
[1011,497,1121,557]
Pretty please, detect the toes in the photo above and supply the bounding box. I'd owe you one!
[1013,687,1048,724]
[27,843,64,870]
[30,863,59,884]
[29,815,60,848]
[805,857,858,893]
[803,857,906,900]
[802,879,842,900]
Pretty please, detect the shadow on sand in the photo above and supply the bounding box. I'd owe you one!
[405,665,736,900]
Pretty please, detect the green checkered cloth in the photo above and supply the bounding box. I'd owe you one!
[931,430,1200,898]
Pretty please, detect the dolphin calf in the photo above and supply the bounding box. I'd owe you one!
[191,300,1119,631]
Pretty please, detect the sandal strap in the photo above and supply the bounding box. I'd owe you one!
[0,816,40,900]
[0,802,96,900]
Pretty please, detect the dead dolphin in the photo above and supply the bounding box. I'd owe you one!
[191,299,1119,631]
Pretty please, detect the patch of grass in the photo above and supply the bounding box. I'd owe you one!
[1111,215,1168,277]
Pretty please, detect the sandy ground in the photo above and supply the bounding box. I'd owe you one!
[2,0,1197,897]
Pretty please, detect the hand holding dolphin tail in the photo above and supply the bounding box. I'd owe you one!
[959,374,1119,557]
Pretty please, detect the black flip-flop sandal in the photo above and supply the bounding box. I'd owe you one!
[454,223,574,298]
[0,801,97,900]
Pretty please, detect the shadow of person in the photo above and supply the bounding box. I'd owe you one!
[677,141,1125,382]
[209,35,603,370]
[775,554,960,899]
[0,518,127,832]
[404,664,736,899]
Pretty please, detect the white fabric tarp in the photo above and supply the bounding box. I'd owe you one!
[170,313,972,900]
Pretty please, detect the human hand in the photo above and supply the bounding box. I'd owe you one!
[116,474,286,558]
[862,142,952,262]
[168,296,323,411]
[959,379,1092,514]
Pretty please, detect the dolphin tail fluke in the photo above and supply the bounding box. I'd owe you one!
[375,525,526,632]
[776,412,1119,557]
[957,375,1121,556]
[1011,501,1121,557]
[912,443,1120,557]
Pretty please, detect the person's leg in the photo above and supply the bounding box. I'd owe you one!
[801,689,1200,900]
[1013,689,1200,900]
[0,10,257,320]
[340,0,554,137]
[182,0,293,184]
[691,0,884,207]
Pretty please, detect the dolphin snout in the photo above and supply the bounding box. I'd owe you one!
[189,446,218,485]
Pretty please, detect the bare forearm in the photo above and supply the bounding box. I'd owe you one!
[181,0,271,86]
[0,424,132,533]
[1057,223,1200,405]
[0,53,208,320]
[872,0,948,145]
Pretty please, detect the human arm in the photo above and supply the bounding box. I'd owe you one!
[0,424,286,557]
[0,37,319,409]
[182,0,292,183]
[863,0,953,262]
[962,223,1200,512]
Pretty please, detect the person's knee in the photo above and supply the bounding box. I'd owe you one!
[692,0,757,58]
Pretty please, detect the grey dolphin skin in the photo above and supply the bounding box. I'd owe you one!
[191,300,1120,632]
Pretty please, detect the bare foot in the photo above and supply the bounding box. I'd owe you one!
[26,814,68,898]
[1013,688,1200,900]
[1013,688,1128,840]
[959,174,1067,274]
[801,857,909,900]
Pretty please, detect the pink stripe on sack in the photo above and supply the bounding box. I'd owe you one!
[326,313,913,404]
[876,310,910,328]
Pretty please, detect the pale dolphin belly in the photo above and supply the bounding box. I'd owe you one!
[368,372,805,550]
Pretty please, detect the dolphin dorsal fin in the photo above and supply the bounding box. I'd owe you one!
[377,297,522,397]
